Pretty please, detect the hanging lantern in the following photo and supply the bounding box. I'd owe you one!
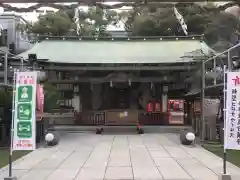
[128,79,131,86]
[146,101,153,112]
[155,101,161,112]
[150,82,153,89]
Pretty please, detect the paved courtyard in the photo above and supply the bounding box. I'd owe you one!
[1,130,240,180]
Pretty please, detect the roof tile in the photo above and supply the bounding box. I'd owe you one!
[18,40,214,63]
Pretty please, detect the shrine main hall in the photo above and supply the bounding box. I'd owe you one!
[18,36,214,127]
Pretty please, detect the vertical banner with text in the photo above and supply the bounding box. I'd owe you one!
[225,72,240,150]
[13,71,37,151]
[36,84,44,121]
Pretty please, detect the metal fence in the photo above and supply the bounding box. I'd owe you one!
[200,42,240,141]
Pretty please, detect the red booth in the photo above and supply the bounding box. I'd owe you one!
[168,99,184,124]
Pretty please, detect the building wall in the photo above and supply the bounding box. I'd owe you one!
[89,82,166,111]
[0,17,15,45]
[46,70,170,113]
[0,14,32,53]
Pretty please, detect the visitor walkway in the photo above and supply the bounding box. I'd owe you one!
[1,130,240,180]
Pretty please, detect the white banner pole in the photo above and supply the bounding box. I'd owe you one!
[8,69,17,179]
[223,65,227,174]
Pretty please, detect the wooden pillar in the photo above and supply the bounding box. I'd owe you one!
[91,83,102,110]
[72,85,80,112]
[162,85,168,112]
[80,83,92,110]
[155,83,161,100]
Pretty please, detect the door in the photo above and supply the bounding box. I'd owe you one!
[112,87,130,109]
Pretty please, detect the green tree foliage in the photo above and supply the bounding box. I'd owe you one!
[30,7,121,37]
[30,11,72,36]
[28,3,240,50]
[87,7,119,37]
[0,84,60,114]
[123,3,240,50]
[43,83,61,113]
[0,87,12,120]
[0,87,13,109]
[204,12,239,47]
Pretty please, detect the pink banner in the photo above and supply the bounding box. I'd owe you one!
[36,84,44,113]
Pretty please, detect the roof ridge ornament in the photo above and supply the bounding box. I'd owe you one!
[37,35,203,41]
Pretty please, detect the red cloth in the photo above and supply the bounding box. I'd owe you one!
[146,101,153,112]
[36,84,44,113]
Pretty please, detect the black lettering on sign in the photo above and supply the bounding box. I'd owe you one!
[232,89,237,94]
[237,132,240,138]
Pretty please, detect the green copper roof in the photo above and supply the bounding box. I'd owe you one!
[18,39,214,64]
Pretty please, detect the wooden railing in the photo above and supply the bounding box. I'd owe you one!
[138,111,169,125]
[36,110,186,126]
[105,110,138,125]
[76,111,105,125]
[75,110,171,126]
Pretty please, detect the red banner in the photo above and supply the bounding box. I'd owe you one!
[36,84,44,120]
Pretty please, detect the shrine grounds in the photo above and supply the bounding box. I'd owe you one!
[0,149,29,168]
[1,127,240,180]
[203,144,240,168]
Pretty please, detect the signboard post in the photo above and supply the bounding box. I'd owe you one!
[13,71,37,151]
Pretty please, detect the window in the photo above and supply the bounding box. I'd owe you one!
[0,29,8,46]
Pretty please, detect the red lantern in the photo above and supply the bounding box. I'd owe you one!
[155,101,161,112]
[146,101,153,112]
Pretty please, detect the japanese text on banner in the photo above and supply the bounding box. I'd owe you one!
[225,72,240,150]
[13,71,37,151]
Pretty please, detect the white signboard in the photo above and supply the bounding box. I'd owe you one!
[225,72,240,150]
[13,71,37,151]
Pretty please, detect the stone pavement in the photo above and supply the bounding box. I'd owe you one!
[1,131,240,180]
